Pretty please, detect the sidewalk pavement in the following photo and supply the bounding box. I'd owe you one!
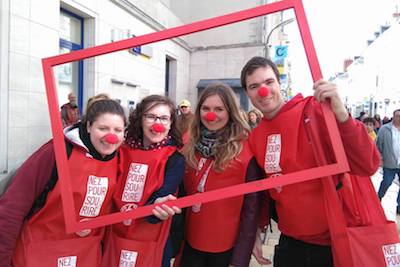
[249,169,400,267]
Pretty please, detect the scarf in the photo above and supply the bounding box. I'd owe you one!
[195,127,220,158]
[126,135,172,150]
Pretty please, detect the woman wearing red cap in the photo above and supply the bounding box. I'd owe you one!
[177,83,266,267]
[103,95,185,267]
[0,97,126,267]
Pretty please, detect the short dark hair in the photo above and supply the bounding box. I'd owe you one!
[83,99,126,127]
[240,56,280,90]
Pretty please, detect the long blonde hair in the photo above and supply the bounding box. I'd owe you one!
[183,83,250,172]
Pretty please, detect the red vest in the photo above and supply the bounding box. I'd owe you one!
[102,145,176,267]
[13,145,118,267]
[250,95,330,244]
[184,141,253,252]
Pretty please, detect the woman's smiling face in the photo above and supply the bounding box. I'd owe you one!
[200,94,229,131]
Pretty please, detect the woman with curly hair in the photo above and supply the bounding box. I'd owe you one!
[103,95,185,267]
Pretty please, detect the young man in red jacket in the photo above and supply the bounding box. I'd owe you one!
[230,56,380,267]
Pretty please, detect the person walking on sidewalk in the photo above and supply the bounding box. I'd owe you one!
[377,109,400,210]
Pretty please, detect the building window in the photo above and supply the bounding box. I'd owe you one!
[58,9,84,111]
[165,56,177,97]
[165,57,171,96]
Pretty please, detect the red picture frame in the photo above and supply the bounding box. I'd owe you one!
[42,0,349,232]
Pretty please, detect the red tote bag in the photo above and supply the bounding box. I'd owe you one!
[322,173,400,267]
[305,103,400,267]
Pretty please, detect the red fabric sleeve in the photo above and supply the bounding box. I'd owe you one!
[0,140,56,267]
[309,99,380,176]
[230,158,267,267]
[337,117,380,176]
[258,191,270,229]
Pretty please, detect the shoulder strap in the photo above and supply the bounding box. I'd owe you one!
[26,141,73,219]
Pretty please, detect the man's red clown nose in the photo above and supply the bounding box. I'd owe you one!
[204,112,217,122]
[104,133,119,144]
[151,123,165,133]
[258,86,270,97]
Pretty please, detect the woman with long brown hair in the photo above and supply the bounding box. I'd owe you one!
[179,83,265,267]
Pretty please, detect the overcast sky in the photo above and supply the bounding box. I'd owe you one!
[303,0,398,77]
[280,0,399,95]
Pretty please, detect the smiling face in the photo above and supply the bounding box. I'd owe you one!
[87,113,125,157]
[245,66,284,119]
[248,112,258,124]
[393,110,400,127]
[142,104,172,146]
[200,94,229,131]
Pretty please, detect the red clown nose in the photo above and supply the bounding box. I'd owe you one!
[258,86,270,97]
[151,123,165,133]
[204,112,217,122]
[104,133,119,144]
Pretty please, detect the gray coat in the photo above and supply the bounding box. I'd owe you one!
[376,122,400,169]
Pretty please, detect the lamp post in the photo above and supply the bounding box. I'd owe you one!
[264,18,295,58]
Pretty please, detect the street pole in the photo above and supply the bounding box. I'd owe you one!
[264,18,295,58]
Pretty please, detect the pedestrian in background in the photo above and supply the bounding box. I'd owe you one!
[247,109,262,129]
[363,117,377,141]
[356,111,368,121]
[374,114,382,133]
[383,116,391,124]
[176,99,194,144]
[377,109,400,212]
[61,92,81,128]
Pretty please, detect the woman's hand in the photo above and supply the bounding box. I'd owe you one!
[252,228,272,265]
[152,194,181,220]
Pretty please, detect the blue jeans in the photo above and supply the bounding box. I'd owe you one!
[377,167,400,206]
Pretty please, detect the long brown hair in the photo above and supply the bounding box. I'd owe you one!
[184,83,250,172]
[125,95,183,148]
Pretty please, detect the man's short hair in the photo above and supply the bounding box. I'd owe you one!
[240,56,280,90]
[362,117,375,125]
